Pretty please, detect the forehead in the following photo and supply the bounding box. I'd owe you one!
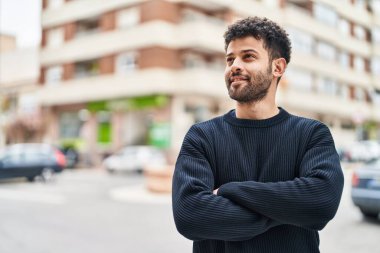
[226,36,267,56]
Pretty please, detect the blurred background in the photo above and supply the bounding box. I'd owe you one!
[0,0,379,252]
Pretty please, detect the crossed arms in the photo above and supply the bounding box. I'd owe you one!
[172,125,344,241]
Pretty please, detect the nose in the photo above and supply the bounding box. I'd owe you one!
[230,58,243,73]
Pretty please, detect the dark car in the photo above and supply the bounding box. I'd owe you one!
[0,143,66,182]
[351,158,380,218]
[58,146,79,168]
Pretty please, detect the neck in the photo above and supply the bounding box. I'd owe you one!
[235,82,279,120]
[235,102,279,120]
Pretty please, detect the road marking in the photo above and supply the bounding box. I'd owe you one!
[0,189,66,205]
[109,184,171,204]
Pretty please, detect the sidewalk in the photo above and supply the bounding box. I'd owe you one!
[109,184,171,204]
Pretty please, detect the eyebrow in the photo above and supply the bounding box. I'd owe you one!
[226,49,259,57]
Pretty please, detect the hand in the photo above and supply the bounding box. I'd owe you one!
[213,188,219,195]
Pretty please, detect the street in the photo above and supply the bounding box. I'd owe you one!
[0,166,378,253]
[320,164,380,253]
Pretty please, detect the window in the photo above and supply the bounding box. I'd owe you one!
[116,52,137,74]
[288,27,314,54]
[48,0,63,9]
[317,41,336,61]
[24,152,48,164]
[372,27,380,44]
[337,84,350,100]
[182,9,206,22]
[117,7,140,29]
[355,88,366,102]
[371,0,380,14]
[182,8,224,25]
[74,59,100,78]
[76,17,100,38]
[338,18,350,36]
[354,56,365,72]
[47,28,64,48]
[183,53,207,69]
[356,0,368,10]
[372,57,380,76]
[45,66,63,85]
[313,3,338,27]
[59,112,82,138]
[1,153,22,165]
[372,89,380,105]
[354,25,366,40]
[339,51,350,69]
[285,68,313,92]
[316,77,337,96]
[209,58,225,70]
[19,94,38,115]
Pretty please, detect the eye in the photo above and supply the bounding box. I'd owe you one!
[243,54,255,60]
[226,57,234,65]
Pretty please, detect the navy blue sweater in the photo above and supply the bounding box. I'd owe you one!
[172,108,344,253]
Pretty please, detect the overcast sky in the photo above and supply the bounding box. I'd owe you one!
[0,0,41,48]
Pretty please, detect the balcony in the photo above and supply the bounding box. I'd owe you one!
[42,0,140,28]
[40,20,226,66]
[309,0,372,28]
[328,0,372,28]
[35,68,225,106]
[291,52,372,89]
[375,14,380,26]
[284,6,372,57]
[277,88,376,121]
[374,44,380,57]
[374,76,380,90]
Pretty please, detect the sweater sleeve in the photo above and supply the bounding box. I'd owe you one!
[172,126,280,241]
[217,123,344,231]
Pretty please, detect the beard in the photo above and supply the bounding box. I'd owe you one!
[225,66,273,104]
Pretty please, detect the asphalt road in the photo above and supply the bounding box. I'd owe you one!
[0,166,378,253]
[319,165,380,253]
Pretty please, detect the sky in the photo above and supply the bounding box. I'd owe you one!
[0,0,41,48]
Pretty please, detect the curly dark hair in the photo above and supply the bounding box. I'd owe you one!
[224,17,291,64]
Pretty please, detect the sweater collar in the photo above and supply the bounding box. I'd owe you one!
[223,107,290,128]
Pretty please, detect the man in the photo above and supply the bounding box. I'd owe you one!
[172,17,344,253]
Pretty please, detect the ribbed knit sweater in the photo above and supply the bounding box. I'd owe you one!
[172,108,344,253]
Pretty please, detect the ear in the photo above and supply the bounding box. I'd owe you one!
[271,58,287,79]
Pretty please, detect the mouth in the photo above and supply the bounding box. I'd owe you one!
[229,76,249,85]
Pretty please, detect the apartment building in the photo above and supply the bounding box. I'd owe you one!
[0,35,41,147]
[36,0,380,163]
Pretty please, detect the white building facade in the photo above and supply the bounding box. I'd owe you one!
[35,0,380,163]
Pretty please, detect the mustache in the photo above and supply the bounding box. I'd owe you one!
[228,74,250,83]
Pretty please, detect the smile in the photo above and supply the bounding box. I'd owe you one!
[230,76,249,83]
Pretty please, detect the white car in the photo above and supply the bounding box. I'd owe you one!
[103,146,167,173]
[344,141,380,162]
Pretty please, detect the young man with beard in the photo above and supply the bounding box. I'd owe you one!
[172,17,344,253]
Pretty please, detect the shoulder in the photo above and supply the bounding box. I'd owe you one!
[288,114,324,128]
[188,115,225,137]
[287,114,329,133]
[182,115,223,145]
[288,114,334,147]
[180,116,223,158]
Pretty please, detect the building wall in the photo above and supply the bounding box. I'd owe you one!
[0,34,16,53]
[35,0,380,161]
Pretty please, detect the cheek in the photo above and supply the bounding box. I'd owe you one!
[224,68,230,78]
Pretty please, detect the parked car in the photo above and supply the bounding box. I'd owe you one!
[0,143,66,182]
[103,146,167,173]
[343,141,380,162]
[58,146,79,168]
[351,158,380,218]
